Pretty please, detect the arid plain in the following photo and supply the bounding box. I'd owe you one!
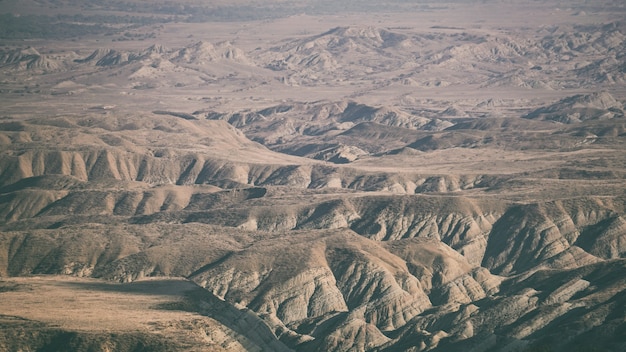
[1,0,626,351]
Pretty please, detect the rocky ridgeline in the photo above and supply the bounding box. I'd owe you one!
[0,47,62,72]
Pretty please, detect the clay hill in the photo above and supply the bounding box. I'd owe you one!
[2,91,625,352]
[1,1,626,352]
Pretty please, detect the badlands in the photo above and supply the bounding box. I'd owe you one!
[0,0,625,351]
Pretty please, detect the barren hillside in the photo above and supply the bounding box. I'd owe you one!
[1,1,625,351]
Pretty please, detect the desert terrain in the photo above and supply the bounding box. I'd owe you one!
[1,0,625,351]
